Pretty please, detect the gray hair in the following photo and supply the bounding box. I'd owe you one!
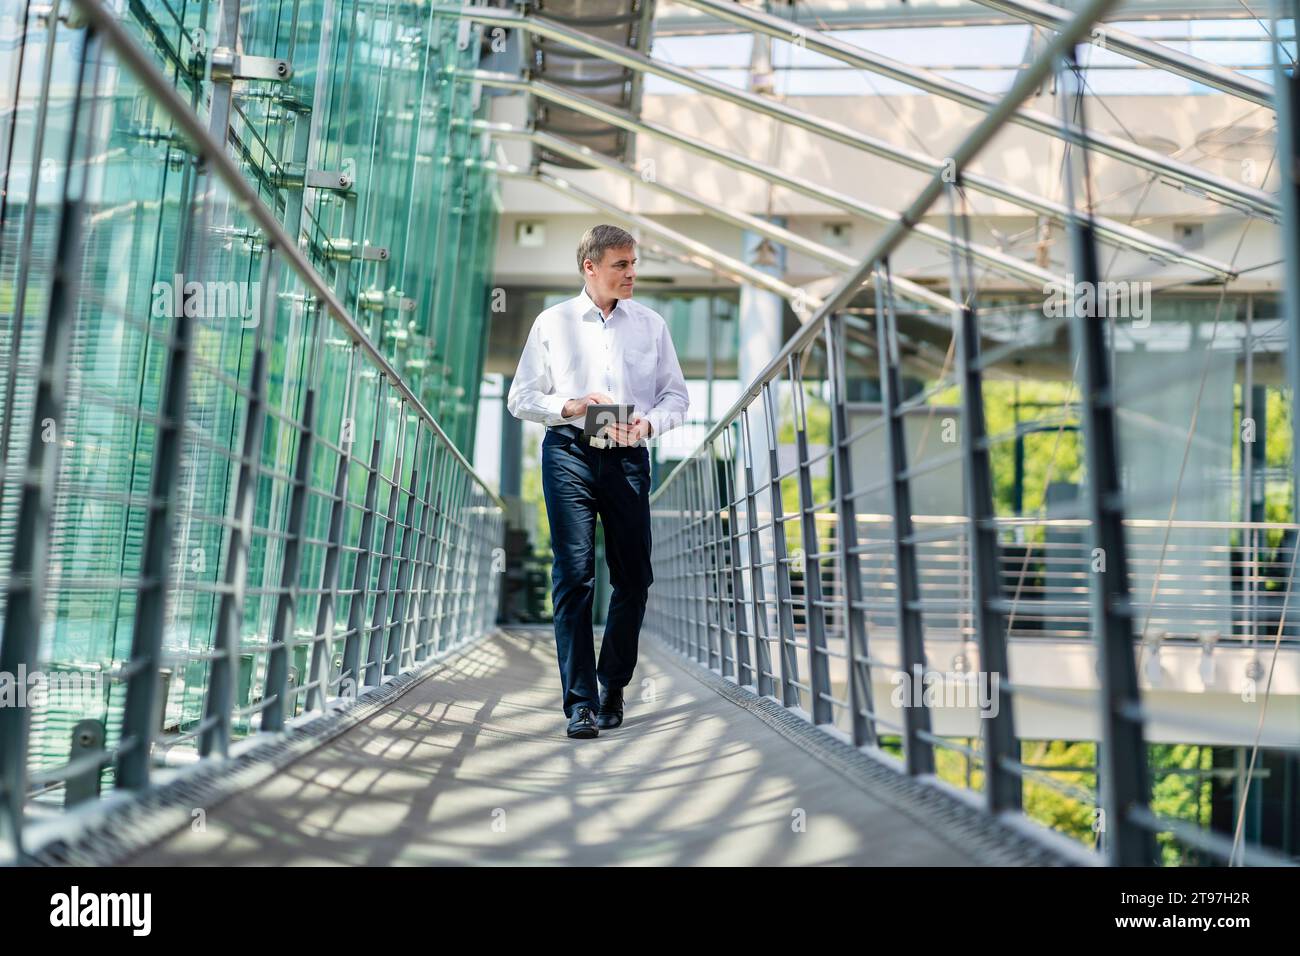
[576,224,636,275]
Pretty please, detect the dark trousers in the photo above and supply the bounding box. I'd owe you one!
[541,424,654,718]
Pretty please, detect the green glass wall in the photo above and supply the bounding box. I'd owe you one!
[0,0,502,845]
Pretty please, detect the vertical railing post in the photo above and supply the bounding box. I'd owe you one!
[406,441,438,665]
[674,481,689,655]
[385,428,423,676]
[790,353,834,726]
[263,386,316,732]
[453,473,476,647]
[1058,49,1152,865]
[442,473,471,653]
[0,0,67,480]
[704,444,735,678]
[721,424,754,687]
[947,181,1020,812]
[696,455,717,665]
[201,243,274,757]
[118,46,216,789]
[306,346,356,712]
[341,393,386,699]
[824,312,877,748]
[1273,0,1300,577]
[762,381,803,709]
[875,261,935,776]
[740,408,775,698]
[0,25,97,854]
[416,451,448,660]
[681,456,702,664]
[365,409,406,687]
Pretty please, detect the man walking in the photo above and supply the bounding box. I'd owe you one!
[506,224,690,738]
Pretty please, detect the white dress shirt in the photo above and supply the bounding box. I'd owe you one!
[506,287,690,439]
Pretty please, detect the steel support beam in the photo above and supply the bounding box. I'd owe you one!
[971,0,1273,106]
[474,76,1236,281]
[673,0,1273,171]
[498,166,822,306]
[489,122,977,305]
[450,6,1274,219]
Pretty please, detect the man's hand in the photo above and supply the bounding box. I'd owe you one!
[606,413,652,447]
[560,392,615,419]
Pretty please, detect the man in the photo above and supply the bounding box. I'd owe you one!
[506,224,690,739]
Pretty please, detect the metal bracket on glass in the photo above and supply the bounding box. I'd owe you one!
[212,224,265,253]
[210,47,293,83]
[273,164,355,193]
[325,238,389,262]
[359,289,415,312]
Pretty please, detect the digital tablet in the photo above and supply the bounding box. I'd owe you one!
[583,403,636,438]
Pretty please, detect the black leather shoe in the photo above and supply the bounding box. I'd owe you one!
[567,705,599,739]
[595,684,624,729]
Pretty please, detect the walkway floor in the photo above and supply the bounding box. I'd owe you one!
[127,627,989,865]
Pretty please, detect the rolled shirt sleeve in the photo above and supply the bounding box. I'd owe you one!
[643,318,690,438]
[506,319,571,426]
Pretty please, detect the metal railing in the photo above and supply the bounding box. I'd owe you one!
[642,0,1297,867]
[0,0,504,862]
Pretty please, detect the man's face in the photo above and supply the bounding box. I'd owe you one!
[583,244,637,301]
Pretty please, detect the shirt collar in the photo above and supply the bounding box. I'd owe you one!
[577,285,625,324]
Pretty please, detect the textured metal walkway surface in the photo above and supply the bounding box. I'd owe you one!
[125,627,995,866]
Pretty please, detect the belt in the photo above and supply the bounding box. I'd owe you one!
[548,423,645,451]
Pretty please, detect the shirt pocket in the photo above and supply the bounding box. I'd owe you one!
[623,345,658,380]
